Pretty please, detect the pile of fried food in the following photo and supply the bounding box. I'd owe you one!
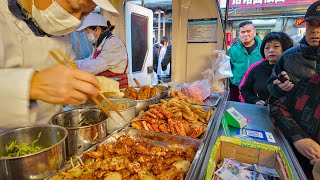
[52,136,196,180]
[131,98,214,138]
[169,90,203,104]
[105,102,130,111]
[123,86,157,100]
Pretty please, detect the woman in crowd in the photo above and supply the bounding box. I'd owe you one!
[74,13,128,88]
[240,32,293,105]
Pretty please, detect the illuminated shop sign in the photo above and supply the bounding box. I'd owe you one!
[229,0,316,9]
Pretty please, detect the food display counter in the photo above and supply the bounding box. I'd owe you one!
[193,90,307,180]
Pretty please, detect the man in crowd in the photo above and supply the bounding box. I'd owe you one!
[153,43,160,73]
[161,41,172,79]
[267,1,320,98]
[270,72,320,179]
[228,21,262,101]
[157,37,169,76]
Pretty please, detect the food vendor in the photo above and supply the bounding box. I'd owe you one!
[0,0,118,131]
[74,13,128,89]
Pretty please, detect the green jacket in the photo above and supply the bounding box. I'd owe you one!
[228,36,263,86]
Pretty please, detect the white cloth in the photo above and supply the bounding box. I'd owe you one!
[157,46,170,76]
[74,36,128,74]
[0,1,74,131]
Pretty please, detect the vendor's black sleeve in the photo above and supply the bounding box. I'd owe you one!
[161,45,171,71]
[240,69,259,104]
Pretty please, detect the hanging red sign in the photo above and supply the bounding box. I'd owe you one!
[229,0,316,9]
[226,32,233,46]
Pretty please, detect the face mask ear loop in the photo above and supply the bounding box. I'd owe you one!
[89,28,97,38]
[90,28,98,47]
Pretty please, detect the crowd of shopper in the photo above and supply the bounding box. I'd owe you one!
[230,1,320,179]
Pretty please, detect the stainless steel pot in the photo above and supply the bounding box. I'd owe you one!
[121,88,157,115]
[0,125,67,180]
[134,96,157,115]
[50,108,107,159]
[64,99,137,134]
[101,98,137,134]
[154,85,169,103]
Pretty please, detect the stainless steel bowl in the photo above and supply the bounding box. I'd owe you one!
[101,98,137,134]
[64,99,137,134]
[121,88,157,115]
[134,96,157,115]
[0,125,67,180]
[154,85,169,102]
[50,108,107,159]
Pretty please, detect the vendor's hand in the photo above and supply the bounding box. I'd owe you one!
[255,100,266,106]
[293,138,320,161]
[30,65,100,105]
[273,71,294,91]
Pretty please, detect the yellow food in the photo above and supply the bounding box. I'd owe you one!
[169,90,203,104]
[104,172,122,180]
[105,102,130,111]
[96,76,124,98]
[123,86,157,100]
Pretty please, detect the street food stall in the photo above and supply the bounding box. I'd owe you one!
[0,0,310,179]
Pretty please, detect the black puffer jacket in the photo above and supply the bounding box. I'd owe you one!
[267,36,320,98]
[241,60,276,104]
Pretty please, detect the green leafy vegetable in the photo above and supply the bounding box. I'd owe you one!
[2,132,44,158]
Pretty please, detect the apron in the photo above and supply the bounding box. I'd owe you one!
[94,36,128,89]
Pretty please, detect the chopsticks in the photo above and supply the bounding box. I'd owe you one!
[49,49,126,123]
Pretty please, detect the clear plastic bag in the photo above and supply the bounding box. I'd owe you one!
[171,80,211,101]
[202,50,233,92]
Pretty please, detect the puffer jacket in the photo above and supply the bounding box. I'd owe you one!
[228,36,263,86]
[267,36,320,98]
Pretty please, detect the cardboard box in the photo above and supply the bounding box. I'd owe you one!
[205,136,294,180]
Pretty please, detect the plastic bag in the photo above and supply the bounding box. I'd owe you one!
[171,80,211,101]
[202,50,233,92]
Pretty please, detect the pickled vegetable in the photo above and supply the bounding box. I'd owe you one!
[2,132,44,158]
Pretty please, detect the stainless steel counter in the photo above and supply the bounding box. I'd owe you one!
[194,91,307,180]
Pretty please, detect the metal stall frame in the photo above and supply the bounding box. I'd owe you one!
[191,89,307,180]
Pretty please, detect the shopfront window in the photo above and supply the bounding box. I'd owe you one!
[131,13,149,73]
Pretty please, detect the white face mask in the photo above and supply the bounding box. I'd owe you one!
[32,0,81,36]
[86,29,97,42]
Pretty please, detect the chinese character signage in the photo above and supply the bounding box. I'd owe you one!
[229,0,316,9]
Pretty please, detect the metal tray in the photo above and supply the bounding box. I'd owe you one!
[191,96,221,107]
[129,105,217,141]
[50,128,203,180]
[198,106,217,141]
